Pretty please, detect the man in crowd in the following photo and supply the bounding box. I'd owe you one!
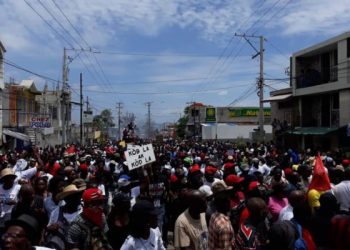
[208,186,234,249]
[66,188,111,249]
[174,190,208,250]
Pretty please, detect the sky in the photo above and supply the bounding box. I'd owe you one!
[1,0,350,128]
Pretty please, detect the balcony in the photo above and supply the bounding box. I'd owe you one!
[296,65,338,88]
[295,48,338,89]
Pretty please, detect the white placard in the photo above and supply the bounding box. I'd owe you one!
[125,144,156,170]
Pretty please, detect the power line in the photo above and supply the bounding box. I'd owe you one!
[76,83,251,95]
[251,0,293,35]
[31,0,112,93]
[197,1,268,92]
[23,0,74,48]
[49,0,117,94]
[4,59,61,84]
[199,0,284,95]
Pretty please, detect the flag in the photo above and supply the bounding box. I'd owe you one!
[308,155,331,192]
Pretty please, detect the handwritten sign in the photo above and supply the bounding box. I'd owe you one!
[125,144,156,170]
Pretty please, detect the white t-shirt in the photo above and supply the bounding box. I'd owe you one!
[47,206,82,226]
[332,180,350,212]
[14,167,37,181]
[0,184,21,215]
[278,204,294,221]
[121,227,165,250]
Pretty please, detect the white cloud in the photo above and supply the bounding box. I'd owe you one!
[218,90,228,96]
[276,0,350,36]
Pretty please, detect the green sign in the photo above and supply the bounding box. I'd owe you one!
[229,108,271,117]
[205,107,216,122]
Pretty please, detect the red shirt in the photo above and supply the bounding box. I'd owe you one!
[45,162,61,176]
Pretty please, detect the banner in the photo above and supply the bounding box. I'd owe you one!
[125,144,156,171]
[30,116,51,128]
[205,107,216,122]
[229,108,271,117]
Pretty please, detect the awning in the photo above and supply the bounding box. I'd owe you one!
[2,129,31,141]
[263,93,292,102]
[285,127,338,135]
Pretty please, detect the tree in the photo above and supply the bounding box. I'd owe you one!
[176,106,190,139]
[93,109,115,139]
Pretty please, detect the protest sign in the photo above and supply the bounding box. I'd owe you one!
[125,144,156,170]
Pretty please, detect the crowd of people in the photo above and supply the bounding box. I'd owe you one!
[0,140,349,250]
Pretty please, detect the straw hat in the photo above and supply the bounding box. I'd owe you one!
[0,168,17,181]
[72,178,87,191]
[56,184,82,200]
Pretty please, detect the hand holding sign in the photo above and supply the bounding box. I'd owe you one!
[125,144,156,171]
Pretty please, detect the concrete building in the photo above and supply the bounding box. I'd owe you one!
[35,84,71,147]
[268,31,350,150]
[1,80,72,149]
[2,80,41,149]
[0,41,5,147]
[186,103,272,140]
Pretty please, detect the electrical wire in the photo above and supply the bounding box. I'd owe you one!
[74,82,250,95]
[36,0,113,93]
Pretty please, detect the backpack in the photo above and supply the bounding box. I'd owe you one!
[291,220,307,250]
[73,221,113,250]
[44,207,70,250]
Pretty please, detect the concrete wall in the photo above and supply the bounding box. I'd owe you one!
[202,124,272,140]
[339,89,350,127]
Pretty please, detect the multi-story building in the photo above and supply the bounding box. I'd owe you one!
[1,80,72,148]
[269,31,350,150]
[35,84,71,146]
[186,103,272,140]
[2,80,41,148]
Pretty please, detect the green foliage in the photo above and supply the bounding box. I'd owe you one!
[93,109,115,132]
[176,116,188,139]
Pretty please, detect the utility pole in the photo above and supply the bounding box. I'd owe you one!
[80,73,83,145]
[116,102,123,141]
[84,96,91,145]
[234,33,265,141]
[259,36,265,140]
[62,47,68,145]
[186,101,196,139]
[145,102,152,139]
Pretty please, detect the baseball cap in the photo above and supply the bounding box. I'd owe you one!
[224,162,235,170]
[211,180,232,195]
[342,159,350,167]
[205,166,217,175]
[190,164,201,174]
[199,185,213,198]
[118,175,131,187]
[225,174,244,186]
[82,188,104,203]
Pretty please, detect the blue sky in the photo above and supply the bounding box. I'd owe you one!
[1,0,350,127]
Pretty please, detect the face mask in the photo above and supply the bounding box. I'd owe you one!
[83,207,104,227]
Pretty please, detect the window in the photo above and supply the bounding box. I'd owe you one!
[332,93,339,110]
[49,106,58,120]
[348,38,350,58]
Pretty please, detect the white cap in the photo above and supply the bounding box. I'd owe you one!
[199,185,213,198]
